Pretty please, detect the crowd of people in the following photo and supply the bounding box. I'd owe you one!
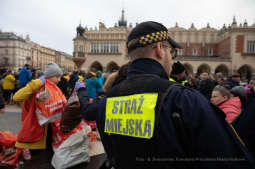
[0,62,254,111]
[0,21,255,169]
[0,62,119,107]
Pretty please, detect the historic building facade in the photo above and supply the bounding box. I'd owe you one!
[0,30,75,72]
[56,51,74,72]
[73,11,255,79]
[0,32,31,71]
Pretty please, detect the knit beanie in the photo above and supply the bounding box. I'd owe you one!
[230,86,247,100]
[171,61,185,75]
[44,62,63,78]
[96,70,102,77]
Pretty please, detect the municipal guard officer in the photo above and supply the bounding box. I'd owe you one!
[76,21,254,169]
[169,61,188,86]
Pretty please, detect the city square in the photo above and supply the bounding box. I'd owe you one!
[1,0,255,169]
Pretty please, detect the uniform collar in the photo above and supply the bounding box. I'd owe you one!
[170,75,178,82]
[170,75,186,83]
[128,58,169,80]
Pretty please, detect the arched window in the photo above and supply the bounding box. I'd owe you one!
[90,61,103,71]
[197,63,211,75]
[238,64,254,80]
[215,64,229,77]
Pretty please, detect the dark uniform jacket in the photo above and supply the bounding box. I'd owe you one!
[169,75,188,86]
[78,58,254,169]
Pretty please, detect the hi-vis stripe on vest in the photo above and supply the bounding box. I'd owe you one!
[105,93,158,139]
[169,77,188,86]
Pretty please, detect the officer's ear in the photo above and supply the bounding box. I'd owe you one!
[155,42,163,59]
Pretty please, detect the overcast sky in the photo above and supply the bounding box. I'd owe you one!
[1,0,255,54]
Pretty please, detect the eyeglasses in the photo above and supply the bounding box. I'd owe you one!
[152,44,177,59]
[162,45,177,59]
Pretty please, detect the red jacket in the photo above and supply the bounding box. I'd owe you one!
[218,97,241,123]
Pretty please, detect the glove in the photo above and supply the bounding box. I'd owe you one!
[74,80,86,91]
[39,76,45,84]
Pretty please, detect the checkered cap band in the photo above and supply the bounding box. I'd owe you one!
[127,31,171,51]
[138,31,170,45]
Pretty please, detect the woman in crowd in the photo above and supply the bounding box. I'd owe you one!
[211,85,242,123]
[13,62,65,169]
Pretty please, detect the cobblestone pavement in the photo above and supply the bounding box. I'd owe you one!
[0,104,21,134]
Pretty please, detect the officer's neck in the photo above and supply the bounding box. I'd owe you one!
[128,58,169,80]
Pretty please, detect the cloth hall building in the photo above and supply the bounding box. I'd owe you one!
[73,10,255,79]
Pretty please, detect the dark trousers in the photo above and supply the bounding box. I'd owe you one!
[21,126,54,169]
[3,89,14,103]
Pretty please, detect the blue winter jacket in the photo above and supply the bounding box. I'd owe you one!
[86,78,102,100]
[19,67,31,87]
[96,75,105,95]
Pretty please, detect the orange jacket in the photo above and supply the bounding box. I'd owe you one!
[17,94,45,142]
[17,79,66,144]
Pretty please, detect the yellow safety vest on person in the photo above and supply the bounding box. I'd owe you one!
[105,93,158,139]
[63,75,70,81]
[169,77,188,86]
[78,75,84,80]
